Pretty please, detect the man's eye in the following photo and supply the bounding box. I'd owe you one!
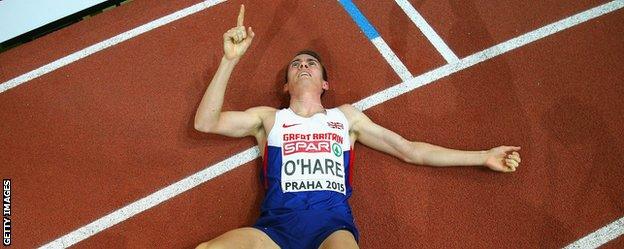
[309,61,316,66]
[291,62,299,67]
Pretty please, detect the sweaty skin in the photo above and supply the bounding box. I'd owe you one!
[194,4,522,249]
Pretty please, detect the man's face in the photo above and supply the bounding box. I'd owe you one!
[284,54,328,95]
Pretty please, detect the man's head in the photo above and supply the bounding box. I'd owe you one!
[283,50,328,97]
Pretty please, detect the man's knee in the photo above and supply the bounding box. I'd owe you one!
[195,241,222,249]
[318,230,358,249]
[195,228,277,249]
[195,240,231,249]
[195,241,211,249]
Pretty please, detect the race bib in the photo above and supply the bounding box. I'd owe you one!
[280,133,346,194]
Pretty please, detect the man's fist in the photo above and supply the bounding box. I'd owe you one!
[223,4,255,61]
[484,146,522,173]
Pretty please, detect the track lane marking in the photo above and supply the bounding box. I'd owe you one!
[355,0,624,110]
[38,147,260,249]
[338,0,412,81]
[564,216,624,249]
[35,0,624,248]
[0,0,227,94]
[370,37,412,81]
[394,0,459,63]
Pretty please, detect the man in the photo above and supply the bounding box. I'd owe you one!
[194,5,521,249]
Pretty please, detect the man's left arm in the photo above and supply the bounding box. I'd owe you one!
[340,104,522,172]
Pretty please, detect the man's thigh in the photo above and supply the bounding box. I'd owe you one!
[196,227,279,249]
[318,230,359,249]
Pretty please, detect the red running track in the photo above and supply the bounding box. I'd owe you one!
[1,0,623,248]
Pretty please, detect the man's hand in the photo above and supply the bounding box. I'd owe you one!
[223,4,255,62]
[484,146,522,172]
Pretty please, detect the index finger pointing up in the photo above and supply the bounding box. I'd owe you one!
[237,4,245,27]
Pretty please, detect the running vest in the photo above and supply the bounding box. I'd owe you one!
[260,107,354,214]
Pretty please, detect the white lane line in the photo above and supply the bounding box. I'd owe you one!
[394,0,459,63]
[371,37,413,81]
[354,0,624,111]
[564,216,624,249]
[0,0,227,94]
[37,0,624,248]
[38,146,260,249]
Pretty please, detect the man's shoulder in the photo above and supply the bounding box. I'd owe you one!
[336,104,367,127]
[336,104,361,117]
[246,106,278,118]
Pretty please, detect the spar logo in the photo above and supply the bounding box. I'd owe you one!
[332,143,342,157]
[283,140,331,155]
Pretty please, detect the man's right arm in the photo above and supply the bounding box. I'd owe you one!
[193,4,265,138]
[193,57,267,137]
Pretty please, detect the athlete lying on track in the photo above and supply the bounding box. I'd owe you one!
[194,5,522,249]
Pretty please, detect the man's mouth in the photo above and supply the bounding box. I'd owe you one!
[298,72,311,78]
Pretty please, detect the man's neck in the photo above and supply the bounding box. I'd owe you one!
[289,95,325,117]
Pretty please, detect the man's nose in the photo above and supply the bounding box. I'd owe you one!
[298,62,309,69]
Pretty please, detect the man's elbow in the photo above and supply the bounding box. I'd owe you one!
[194,117,215,133]
[194,122,209,133]
[401,154,423,165]
[402,142,426,165]
[194,122,207,133]
[401,155,414,164]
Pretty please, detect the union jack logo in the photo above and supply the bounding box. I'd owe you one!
[327,121,344,130]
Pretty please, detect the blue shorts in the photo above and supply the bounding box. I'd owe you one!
[252,209,359,249]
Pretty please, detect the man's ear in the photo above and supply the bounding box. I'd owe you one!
[322,81,329,90]
[283,83,289,94]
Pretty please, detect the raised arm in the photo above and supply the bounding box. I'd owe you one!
[340,104,522,173]
[194,5,270,138]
